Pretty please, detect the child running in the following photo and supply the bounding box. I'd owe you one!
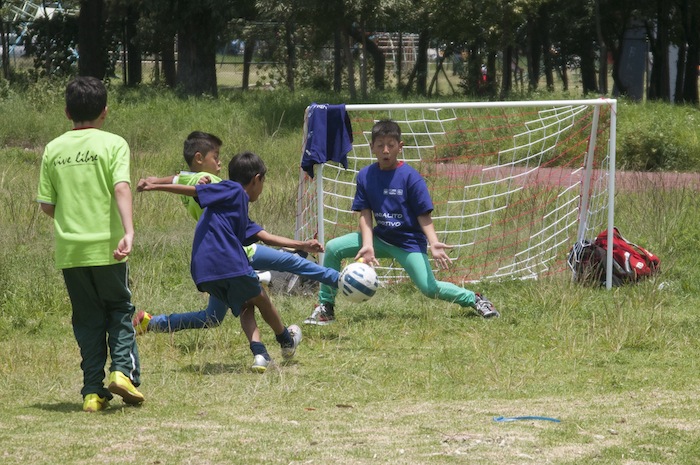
[37,76,144,412]
[304,119,500,326]
[138,150,302,370]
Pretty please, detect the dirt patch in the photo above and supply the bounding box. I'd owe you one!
[429,164,700,192]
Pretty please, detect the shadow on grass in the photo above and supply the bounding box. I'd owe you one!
[180,362,242,375]
[31,402,143,414]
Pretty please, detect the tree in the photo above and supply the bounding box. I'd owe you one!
[176,2,226,96]
[599,0,638,97]
[137,0,178,87]
[674,0,699,104]
[78,0,107,78]
[646,0,672,101]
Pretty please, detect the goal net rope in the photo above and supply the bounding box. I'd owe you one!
[296,100,616,285]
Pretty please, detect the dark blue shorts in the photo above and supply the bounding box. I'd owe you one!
[198,271,261,317]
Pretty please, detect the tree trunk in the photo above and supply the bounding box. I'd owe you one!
[501,45,513,98]
[333,29,342,92]
[242,38,254,91]
[415,29,430,96]
[285,20,295,91]
[125,6,141,87]
[539,8,554,91]
[0,14,9,80]
[681,15,699,104]
[678,0,699,104]
[161,39,176,88]
[176,8,218,97]
[525,13,541,91]
[344,32,356,99]
[579,43,598,94]
[78,0,106,78]
[646,1,671,101]
[595,0,608,94]
[347,24,386,91]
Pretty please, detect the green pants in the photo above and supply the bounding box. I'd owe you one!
[63,262,141,399]
[319,232,476,308]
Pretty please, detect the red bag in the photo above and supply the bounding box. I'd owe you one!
[593,228,660,283]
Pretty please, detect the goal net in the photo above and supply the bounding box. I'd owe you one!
[295,100,616,286]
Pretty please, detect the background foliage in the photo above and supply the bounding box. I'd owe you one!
[1,86,700,463]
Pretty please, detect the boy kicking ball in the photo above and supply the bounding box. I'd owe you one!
[139,152,301,367]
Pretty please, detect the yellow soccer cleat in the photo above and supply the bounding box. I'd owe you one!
[108,371,145,405]
[83,393,109,412]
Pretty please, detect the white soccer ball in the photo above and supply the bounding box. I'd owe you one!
[339,261,379,303]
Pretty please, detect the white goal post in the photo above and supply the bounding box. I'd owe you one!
[295,99,617,289]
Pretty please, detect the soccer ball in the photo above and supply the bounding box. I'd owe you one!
[339,261,379,303]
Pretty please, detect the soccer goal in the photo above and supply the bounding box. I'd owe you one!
[295,99,617,288]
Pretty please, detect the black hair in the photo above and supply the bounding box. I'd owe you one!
[65,76,107,122]
[228,151,267,185]
[183,131,223,167]
[371,119,402,144]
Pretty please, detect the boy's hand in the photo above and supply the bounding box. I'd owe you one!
[355,246,379,267]
[196,175,212,185]
[136,178,153,192]
[113,234,133,261]
[299,239,324,253]
[429,242,454,269]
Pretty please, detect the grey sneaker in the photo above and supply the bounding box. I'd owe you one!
[474,293,500,318]
[251,354,270,373]
[281,325,302,360]
[303,303,335,325]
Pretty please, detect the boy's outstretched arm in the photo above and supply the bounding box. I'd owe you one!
[253,230,325,254]
[113,181,134,261]
[418,212,453,270]
[136,175,176,192]
[137,179,198,197]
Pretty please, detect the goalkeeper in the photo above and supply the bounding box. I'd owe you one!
[304,119,499,325]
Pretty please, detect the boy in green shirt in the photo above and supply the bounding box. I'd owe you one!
[37,76,144,412]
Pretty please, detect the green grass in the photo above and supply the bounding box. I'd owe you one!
[2,85,700,464]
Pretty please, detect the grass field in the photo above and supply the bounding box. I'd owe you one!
[1,85,700,464]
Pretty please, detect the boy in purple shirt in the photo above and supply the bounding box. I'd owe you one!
[140,152,301,366]
[305,120,499,325]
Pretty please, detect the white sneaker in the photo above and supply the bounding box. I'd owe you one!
[303,303,335,325]
[251,354,270,373]
[281,325,302,360]
[474,293,500,318]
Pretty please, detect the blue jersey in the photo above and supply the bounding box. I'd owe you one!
[191,181,252,288]
[243,219,264,246]
[352,162,433,253]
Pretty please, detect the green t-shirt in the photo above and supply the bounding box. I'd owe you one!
[175,171,255,259]
[176,171,223,221]
[37,128,131,269]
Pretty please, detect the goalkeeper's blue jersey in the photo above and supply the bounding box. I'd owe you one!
[352,162,433,254]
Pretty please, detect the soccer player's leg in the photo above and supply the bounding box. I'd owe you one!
[251,245,339,287]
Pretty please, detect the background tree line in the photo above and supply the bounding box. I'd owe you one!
[0,0,698,104]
